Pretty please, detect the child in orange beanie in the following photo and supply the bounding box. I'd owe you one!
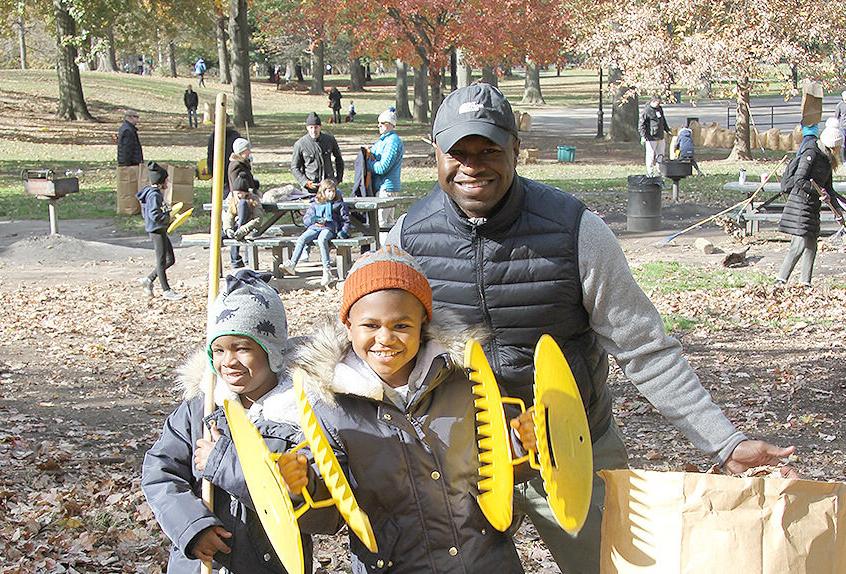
[276,245,531,573]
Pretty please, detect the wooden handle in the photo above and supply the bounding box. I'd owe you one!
[200,92,228,574]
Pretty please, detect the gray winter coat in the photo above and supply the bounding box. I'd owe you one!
[291,133,344,188]
[293,319,525,574]
[141,350,314,574]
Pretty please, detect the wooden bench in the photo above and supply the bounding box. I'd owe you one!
[180,234,374,279]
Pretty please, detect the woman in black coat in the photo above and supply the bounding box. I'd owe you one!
[777,124,842,286]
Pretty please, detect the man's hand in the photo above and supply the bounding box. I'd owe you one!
[191,526,232,562]
[276,451,309,495]
[724,440,798,478]
[194,421,222,472]
[510,409,537,453]
[305,181,317,190]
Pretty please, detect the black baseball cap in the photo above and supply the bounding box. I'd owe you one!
[432,83,518,152]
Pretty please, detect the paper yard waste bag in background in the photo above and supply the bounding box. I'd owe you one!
[800,79,823,127]
[116,163,147,215]
[599,469,845,574]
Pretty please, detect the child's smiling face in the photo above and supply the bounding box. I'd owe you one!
[211,335,276,404]
[345,289,426,388]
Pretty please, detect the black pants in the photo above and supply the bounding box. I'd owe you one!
[332,108,341,124]
[147,230,175,291]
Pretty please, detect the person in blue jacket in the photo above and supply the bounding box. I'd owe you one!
[368,108,405,228]
[141,270,326,573]
[136,162,184,301]
[280,178,351,286]
[672,123,704,176]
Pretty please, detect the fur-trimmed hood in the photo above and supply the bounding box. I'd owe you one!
[291,311,487,406]
[175,346,299,425]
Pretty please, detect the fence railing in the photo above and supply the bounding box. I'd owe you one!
[726,102,839,130]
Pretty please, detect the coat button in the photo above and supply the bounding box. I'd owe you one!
[376,559,384,568]
[388,562,393,567]
[448,546,458,556]
[383,413,392,421]
[430,470,441,480]
[263,553,271,561]
[481,528,487,535]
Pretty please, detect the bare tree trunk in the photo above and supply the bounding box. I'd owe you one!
[729,78,752,160]
[449,49,457,92]
[156,40,164,75]
[522,59,544,104]
[17,15,27,70]
[609,68,638,142]
[97,26,118,72]
[350,56,365,91]
[481,66,498,87]
[168,41,177,77]
[395,59,412,120]
[456,48,471,89]
[310,39,324,94]
[430,68,443,120]
[217,14,231,84]
[229,0,253,126]
[86,36,97,70]
[53,0,92,120]
[413,62,429,124]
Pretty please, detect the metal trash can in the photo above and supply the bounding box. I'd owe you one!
[627,175,662,232]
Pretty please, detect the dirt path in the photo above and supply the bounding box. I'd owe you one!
[0,216,844,572]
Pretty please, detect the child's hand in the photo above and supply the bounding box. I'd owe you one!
[276,451,309,495]
[191,525,232,562]
[194,421,222,472]
[510,409,537,452]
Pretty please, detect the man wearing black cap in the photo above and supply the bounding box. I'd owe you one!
[387,83,795,573]
[291,112,344,192]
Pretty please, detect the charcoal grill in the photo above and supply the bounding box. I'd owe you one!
[22,169,80,235]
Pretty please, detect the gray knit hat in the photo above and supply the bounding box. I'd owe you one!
[206,270,289,374]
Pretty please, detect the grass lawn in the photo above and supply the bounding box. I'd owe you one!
[0,68,793,233]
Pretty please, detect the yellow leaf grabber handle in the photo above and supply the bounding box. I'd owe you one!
[501,397,541,472]
[276,443,339,519]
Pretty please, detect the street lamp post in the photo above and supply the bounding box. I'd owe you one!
[596,68,605,138]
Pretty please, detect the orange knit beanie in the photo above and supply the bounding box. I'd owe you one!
[340,245,433,323]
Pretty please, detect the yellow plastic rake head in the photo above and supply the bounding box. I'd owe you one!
[292,370,378,553]
[533,334,593,535]
[167,207,194,234]
[465,339,532,532]
[222,399,305,574]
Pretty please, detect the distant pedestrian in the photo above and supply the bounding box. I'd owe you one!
[183,85,199,128]
[368,107,404,228]
[194,57,206,87]
[206,115,242,197]
[137,162,184,301]
[639,95,671,177]
[117,110,143,167]
[291,112,344,192]
[673,124,704,176]
[777,122,842,287]
[328,87,342,124]
[347,100,356,122]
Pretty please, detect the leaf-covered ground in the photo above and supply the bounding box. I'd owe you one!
[0,231,844,573]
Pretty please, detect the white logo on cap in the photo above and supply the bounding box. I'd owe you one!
[458,101,484,114]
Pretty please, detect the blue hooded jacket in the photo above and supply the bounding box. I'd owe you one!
[137,185,168,233]
[368,131,404,193]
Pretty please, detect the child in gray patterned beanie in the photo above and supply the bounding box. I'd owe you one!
[206,269,290,402]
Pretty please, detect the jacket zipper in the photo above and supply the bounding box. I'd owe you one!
[472,225,501,373]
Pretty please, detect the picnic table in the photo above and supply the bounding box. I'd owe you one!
[202,195,413,250]
[721,182,844,235]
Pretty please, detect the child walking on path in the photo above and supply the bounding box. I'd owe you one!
[280,178,350,286]
[277,246,531,574]
[137,161,184,301]
[141,270,318,574]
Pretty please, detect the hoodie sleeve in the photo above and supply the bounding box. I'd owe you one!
[149,190,168,226]
[302,201,318,227]
[577,211,746,464]
[141,401,222,558]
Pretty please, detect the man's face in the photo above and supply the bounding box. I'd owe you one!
[307,124,321,139]
[127,114,140,125]
[436,134,519,218]
[378,121,393,135]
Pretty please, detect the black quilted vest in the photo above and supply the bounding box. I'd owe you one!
[401,176,612,441]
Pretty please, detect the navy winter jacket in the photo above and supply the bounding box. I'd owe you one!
[117,120,143,166]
